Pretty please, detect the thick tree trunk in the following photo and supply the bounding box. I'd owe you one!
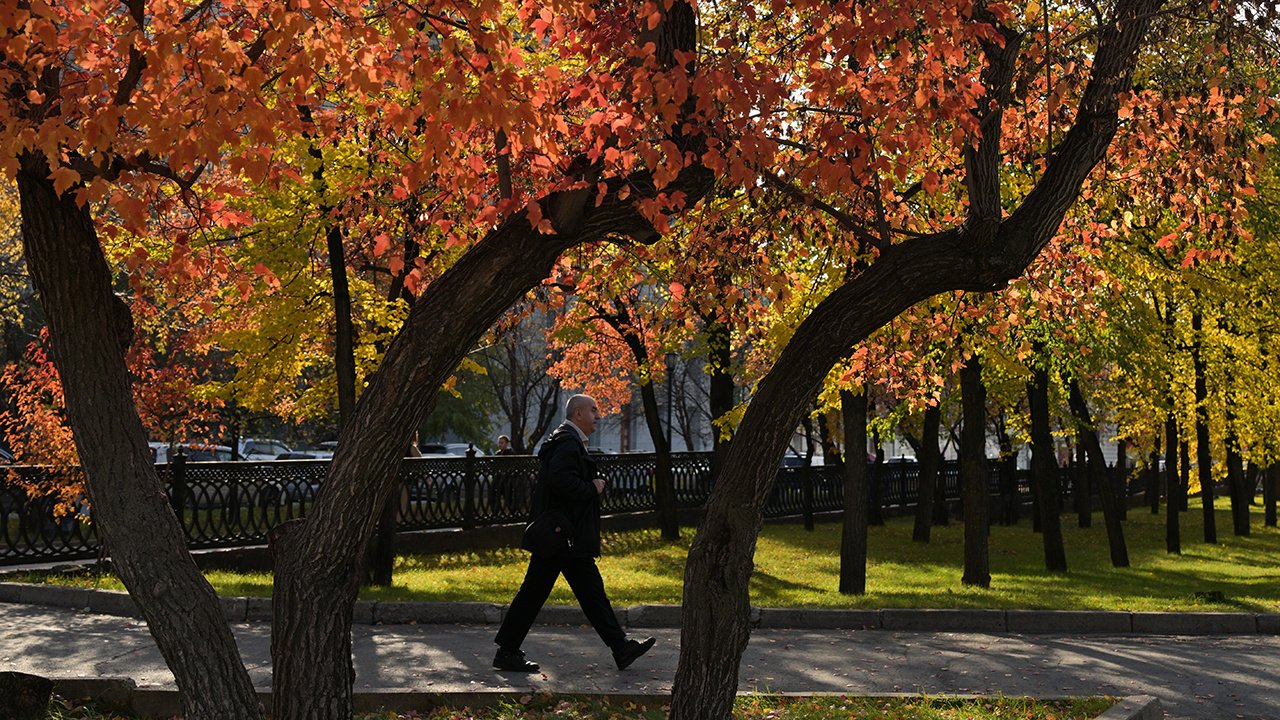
[1191,310,1216,544]
[912,403,941,542]
[1066,378,1129,567]
[960,355,990,587]
[17,151,262,720]
[838,388,869,594]
[1179,439,1191,512]
[1164,414,1181,554]
[671,5,1170,684]
[1029,369,1067,571]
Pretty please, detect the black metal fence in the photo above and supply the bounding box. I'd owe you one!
[2,452,1077,566]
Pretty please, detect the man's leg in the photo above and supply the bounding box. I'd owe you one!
[494,553,560,651]
[560,556,627,650]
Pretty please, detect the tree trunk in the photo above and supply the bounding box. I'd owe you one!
[1074,435,1091,528]
[639,377,680,539]
[1191,310,1216,544]
[1116,439,1128,521]
[838,388,869,594]
[1179,439,1191,512]
[1148,431,1161,515]
[1066,378,1129,567]
[1265,464,1278,528]
[705,316,735,489]
[960,355,990,588]
[1029,369,1067,571]
[17,150,262,720]
[996,423,1019,526]
[270,126,714,719]
[1164,414,1181,554]
[912,402,941,542]
[1224,408,1250,536]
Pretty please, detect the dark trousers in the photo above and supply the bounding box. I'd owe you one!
[494,553,626,651]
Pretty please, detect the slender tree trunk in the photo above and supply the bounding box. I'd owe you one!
[996,424,1019,526]
[1265,464,1278,528]
[912,403,941,542]
[1116,439,1128,521]
[1148,431,1161,515]
[639,379,680,539]
[1191,310,1217,544]
[1164,414,1181,554]
[17,151,262,720]
[1074,435,1092,528]
[1179,439,1191,512]
[1029,369,1067,571]
[838,389,869,594]
[1066,378,1129,567]
[1225,437,1249,536]
[960,355,990,587]
[706,315,734,485]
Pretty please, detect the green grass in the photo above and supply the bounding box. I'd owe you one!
[45,694,1115,720]
[13,500,1280,613]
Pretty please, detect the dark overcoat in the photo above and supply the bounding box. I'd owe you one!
[527,423,601,557]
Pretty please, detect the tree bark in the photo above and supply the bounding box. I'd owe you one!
[1148,431,1161,515]
[960,355,990,588]
[1029,368,1068,571]
[17,150,262,720]
[705,314,735,486]
[912,403,941,542]
[1164,413,1181,554]
[1191,310,1216,544]
[838,388,868,594]
[1066,378,1129,567]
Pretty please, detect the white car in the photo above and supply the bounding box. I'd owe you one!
[149,441,234,464]
[238,438,296,460]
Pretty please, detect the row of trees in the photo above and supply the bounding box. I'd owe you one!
[2,0,1277,719]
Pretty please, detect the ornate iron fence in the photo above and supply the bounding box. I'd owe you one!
[1,452,1072,566]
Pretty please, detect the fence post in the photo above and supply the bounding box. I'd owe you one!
[463,445,477,530]
[802,465,815,531]
[170,449,186,520]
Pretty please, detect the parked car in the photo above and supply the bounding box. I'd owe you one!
[419,442,484,457]
[238,438,295,460]
[149,442,234,464]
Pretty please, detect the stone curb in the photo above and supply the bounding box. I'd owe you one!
[46,680,1160,719]
[0,582,1269,637]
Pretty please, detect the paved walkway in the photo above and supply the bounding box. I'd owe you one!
[2,603,1278,719]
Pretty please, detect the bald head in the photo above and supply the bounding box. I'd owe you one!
[565,394,601,437]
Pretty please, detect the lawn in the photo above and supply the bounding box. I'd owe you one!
[12,499,1279,613]
[44,694,1115,720]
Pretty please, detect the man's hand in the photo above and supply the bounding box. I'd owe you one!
[593,478,606,494]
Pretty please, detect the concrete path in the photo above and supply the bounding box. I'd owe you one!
[2,603,1276,719]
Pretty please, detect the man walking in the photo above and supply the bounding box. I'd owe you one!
[493,394,655,672]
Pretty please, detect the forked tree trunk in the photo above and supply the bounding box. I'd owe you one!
[669,0,1165,690]
[960,355,990,587]
[1164,414,1181,554]
[17,150,262,720]
[838,388,869,594]
[912,402,942,542]
[1029,368,1068,571]
[1066,378,1129,567]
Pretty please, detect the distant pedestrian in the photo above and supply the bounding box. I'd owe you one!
[493,394,654,672]
[496,435,515,455]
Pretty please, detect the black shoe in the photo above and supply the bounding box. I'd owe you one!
[613,636,656,670]
[493,648,540,672]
